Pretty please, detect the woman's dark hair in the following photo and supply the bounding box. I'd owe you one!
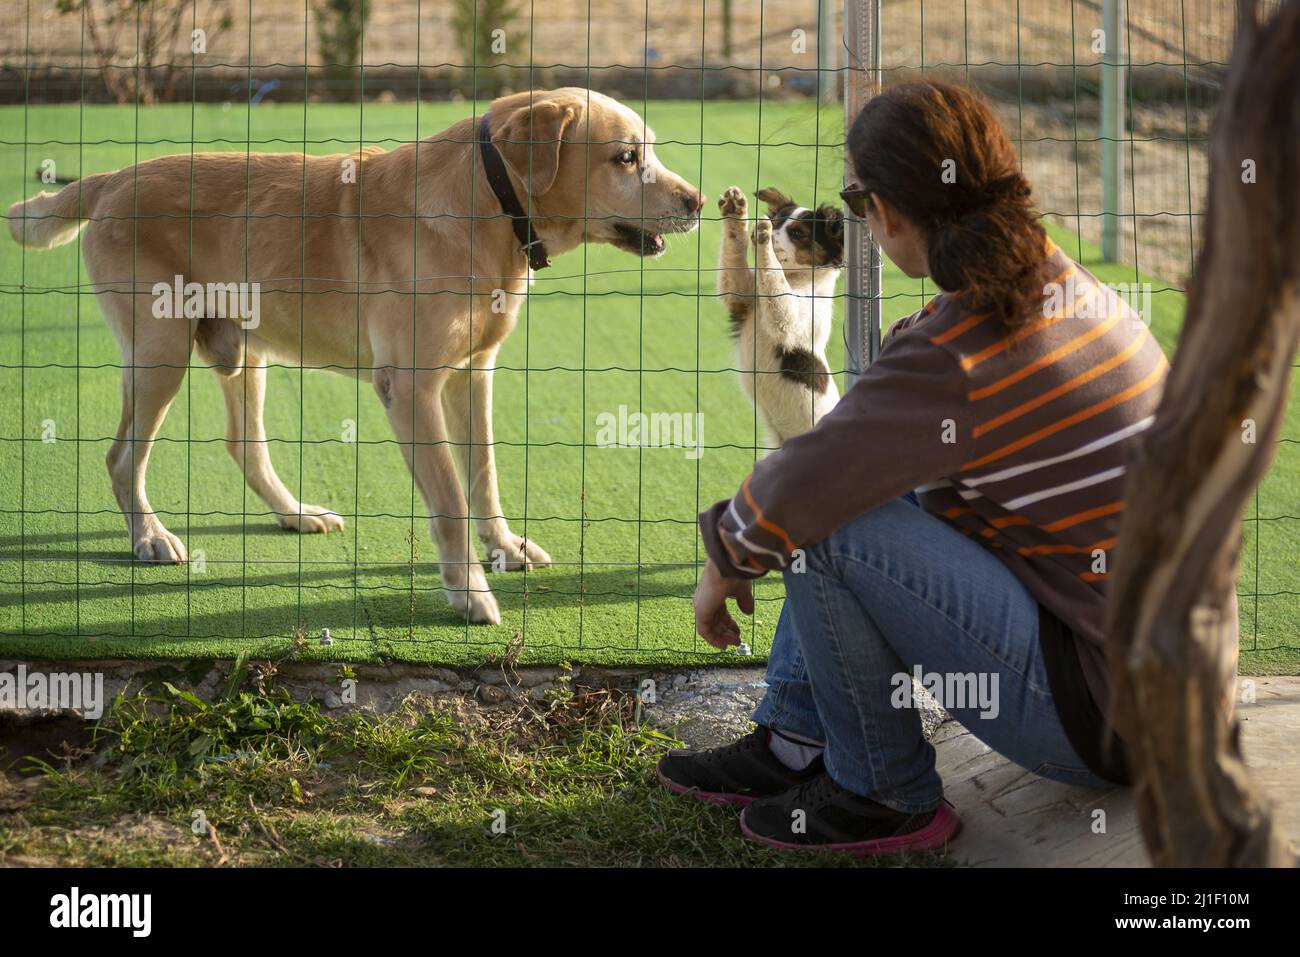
[847,81,1047,329]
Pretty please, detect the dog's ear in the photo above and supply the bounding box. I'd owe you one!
[492,98,580,196]
[755,187,794,212]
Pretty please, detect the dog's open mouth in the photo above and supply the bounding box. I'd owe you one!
[611,222,667,257]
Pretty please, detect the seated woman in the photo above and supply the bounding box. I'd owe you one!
[658,80,1176,856]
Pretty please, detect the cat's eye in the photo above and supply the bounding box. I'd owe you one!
[615,149,637,166]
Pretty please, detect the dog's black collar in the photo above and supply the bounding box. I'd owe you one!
[478,112,551,272]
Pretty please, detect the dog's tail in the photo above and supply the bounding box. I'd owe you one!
[7,174,105,250]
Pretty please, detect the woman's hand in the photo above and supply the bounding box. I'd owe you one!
[694,560,755,649]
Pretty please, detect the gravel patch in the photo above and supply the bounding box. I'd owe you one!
[641,666,949,749]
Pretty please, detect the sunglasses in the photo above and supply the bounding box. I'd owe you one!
[839,183,870,218]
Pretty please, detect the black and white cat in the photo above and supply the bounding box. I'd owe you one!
[717,186,844,449]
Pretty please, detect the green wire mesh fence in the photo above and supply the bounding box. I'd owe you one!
[0,1,1292,668]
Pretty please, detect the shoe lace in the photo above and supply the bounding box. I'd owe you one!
[786,770,837,808]
[702,727,765,767]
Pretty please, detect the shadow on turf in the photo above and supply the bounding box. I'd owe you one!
[0,553,720,650]
[0,522,297,564]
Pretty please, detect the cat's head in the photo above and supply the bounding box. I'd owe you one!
[756,187,845,271]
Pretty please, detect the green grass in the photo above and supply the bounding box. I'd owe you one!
[0,100,1296,672]
[0,671,944,867]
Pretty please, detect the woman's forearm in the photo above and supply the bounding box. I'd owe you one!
[700,323,971,578]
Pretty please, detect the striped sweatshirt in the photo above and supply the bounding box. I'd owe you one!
[700,242,1173,778]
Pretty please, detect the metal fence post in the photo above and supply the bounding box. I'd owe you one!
[817,0,836,105]
[1101,0,1126,262]
[843,0,882,387]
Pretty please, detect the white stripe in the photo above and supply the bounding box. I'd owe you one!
[916,479,978,500]
[1003,465,1126,510]
[915,479,951,493]
[736,529,788,566]
[728,500,788,566]
[965,416,1154,488]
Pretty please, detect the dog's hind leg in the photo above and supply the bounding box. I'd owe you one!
[101,298,193,564]
[442,347,551,572]
[373,360,500,625]
[206,340,344,535]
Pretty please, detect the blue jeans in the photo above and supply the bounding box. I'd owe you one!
[752,495,1111,813]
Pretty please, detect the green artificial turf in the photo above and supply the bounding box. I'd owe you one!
[0,100,1296,671]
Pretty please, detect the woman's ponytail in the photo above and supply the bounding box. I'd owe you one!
[848,83,1048,330]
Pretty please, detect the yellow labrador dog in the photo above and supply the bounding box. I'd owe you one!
[8,88,704,625]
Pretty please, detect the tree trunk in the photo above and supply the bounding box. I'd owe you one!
[1106,0,1299,867]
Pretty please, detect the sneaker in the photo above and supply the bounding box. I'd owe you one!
[739,771,960,856]
[656,727,824,807]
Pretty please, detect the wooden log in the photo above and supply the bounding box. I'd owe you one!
[1105,0,1300,867]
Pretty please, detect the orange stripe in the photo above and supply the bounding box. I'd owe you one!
[959,273,1093,372]
[969,311,1123,401]
[942,506,974,518]
[961,362,1165,470]
[1017,536,1117,557]
[1080,571,1108,582]
[993,515,1034,528]
[933,263,1078,349]
[740,476,797,554]
[719,529,747,568]
[980,515,1033,538]
[1042,501,1124,533]
[972,334,1146,438]
[930,310,992,345]
[721,523,774,574]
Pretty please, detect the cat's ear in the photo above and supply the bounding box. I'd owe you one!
[756,187,794,211]
[818,205,844,239]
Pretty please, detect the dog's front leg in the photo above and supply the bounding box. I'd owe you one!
[752,216,795,330]
[717,186,755,317]
[442,348,552,572]
[373,364,500,625]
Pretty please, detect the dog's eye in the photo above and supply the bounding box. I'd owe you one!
[616,149,637,166]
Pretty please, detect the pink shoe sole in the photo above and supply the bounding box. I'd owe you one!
[738,801,961,856]
[656,764,758,807]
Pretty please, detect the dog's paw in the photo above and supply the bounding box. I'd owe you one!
[443,563,501,625]
[482,532,552,572]
[278,504,345,534]
[133,528,188,564]
[752,215,773,247]
[718,185,748,218]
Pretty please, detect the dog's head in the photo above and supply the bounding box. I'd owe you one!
[487,88,704,258]
[755,187,845,271]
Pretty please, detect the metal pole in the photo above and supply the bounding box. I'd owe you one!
[817,0,836,105]
[723,0,733,60]
[844,0,881,387]
[1101,0,1125,262]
